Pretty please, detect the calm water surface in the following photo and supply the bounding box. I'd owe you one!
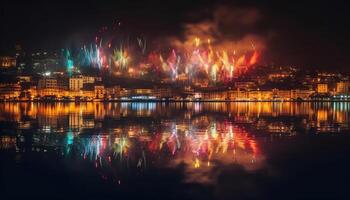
[1,102,350,199]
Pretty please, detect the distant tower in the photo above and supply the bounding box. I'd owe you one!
[15,44,22,57]
[14,44,27,72]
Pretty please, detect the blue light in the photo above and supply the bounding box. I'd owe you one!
[131,96,157,100]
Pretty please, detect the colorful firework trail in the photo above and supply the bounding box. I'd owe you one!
[113,46,130,70]
[63,24,261,84]
[63,49,74,76]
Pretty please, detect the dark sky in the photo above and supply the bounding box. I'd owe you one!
[1,0,349,70]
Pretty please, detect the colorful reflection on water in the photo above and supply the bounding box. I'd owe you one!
[0,102,349,184]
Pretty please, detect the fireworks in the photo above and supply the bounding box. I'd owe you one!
[81,45,104,68]
[157,36,260,83]
[113,47,129,70]
[63,49,74,76]
[62,25,261,85]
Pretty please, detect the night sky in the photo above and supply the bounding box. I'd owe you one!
[1,0,349,70]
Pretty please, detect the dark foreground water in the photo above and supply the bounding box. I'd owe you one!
[0,102,350,199]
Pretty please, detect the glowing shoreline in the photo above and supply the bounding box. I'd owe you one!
[1,99,349,102]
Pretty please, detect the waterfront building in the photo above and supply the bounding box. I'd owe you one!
[38,78,57,89]
[94,85,105,99]
[290,90,314,100]
[202,90,228,101]
[317,83,328,93]
[336,81,350,94]
[120,88,130,98]
[105,86,121,99]
[154,88,173,99]
[69,76,84,91]
[227,89,249,101]
[0,56,16,68]
[128,88,156,100]
[0,83,21,100]
[272,89,291,100]
[248,90,273,101]
[38,78,59,96]
[333,82,350,100]
[37,76,67,98]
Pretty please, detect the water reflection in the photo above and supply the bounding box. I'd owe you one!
[0,102,349,184]
[1,102,349,133]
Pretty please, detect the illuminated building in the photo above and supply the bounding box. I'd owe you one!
[154,88,173,99]
[248,90,261,100]
[69,76,84,91]
[0,56,16,68]
[273,89,292,100]
[38,78,59,96]
[317,83,328,93]
[120,88,130,97]
[228,89,249,101]
[127,88,157,100]
[132,89,153,95]
[228,90,275,101]
[0,136,17,150]
[290,90,314,100]
[37,76,67,97]
[17,75,31,82]
[336,81,350,94]
[234,82,256,90]
[0,83,21,100]
[94,85,105,99]
[105,86,121,99]
[201,90,228,101]
[83,76,95,84]
[248,90,273,101]
[83,76,99,84]
[38,78,58,88]
[261,90,274,100]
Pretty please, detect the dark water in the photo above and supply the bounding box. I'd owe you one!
[0,102,350,199]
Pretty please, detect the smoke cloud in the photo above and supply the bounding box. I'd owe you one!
[167,6,266,55]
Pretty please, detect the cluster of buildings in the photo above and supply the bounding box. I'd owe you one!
[198,88,315,101]
[0,72,176,101]
[194,82,349,101]
[0,71,349,101]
